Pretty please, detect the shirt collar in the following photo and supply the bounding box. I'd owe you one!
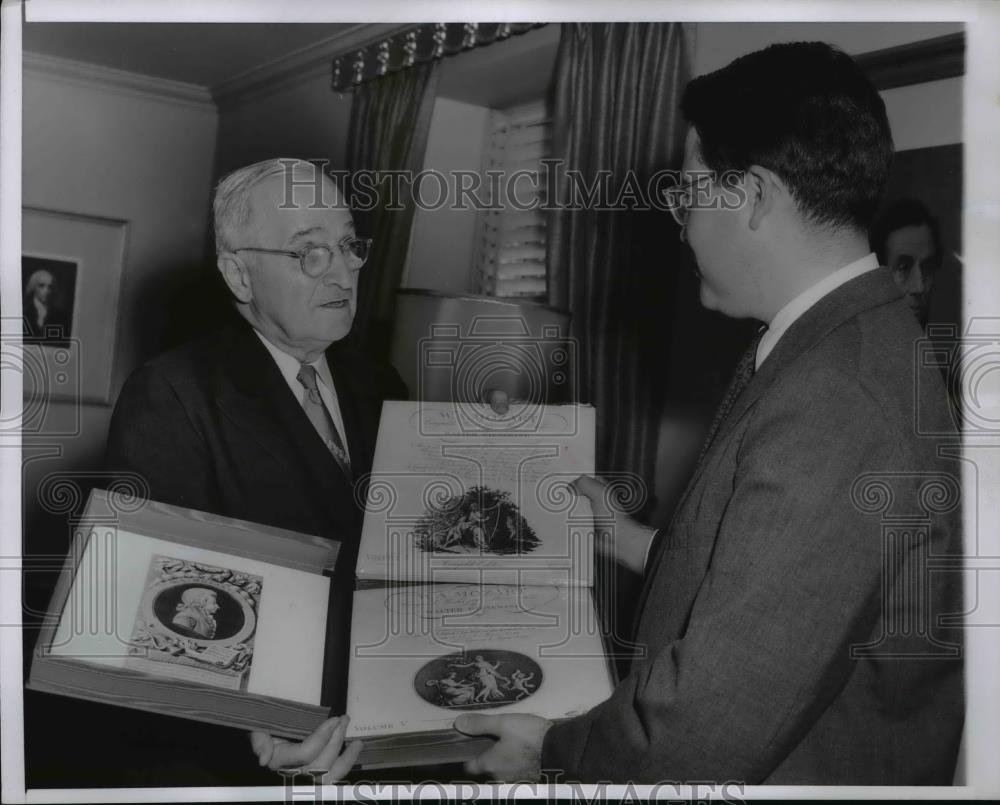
[253,330,335,393]
[755,252,880,370]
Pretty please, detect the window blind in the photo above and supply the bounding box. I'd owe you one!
[476,100,550,299]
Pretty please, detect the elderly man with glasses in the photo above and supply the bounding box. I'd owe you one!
[96,158,406,785]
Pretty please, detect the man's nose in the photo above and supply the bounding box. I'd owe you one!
[323,251,355,287]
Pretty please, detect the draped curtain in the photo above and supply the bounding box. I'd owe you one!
[345,62,439,360]
[548,23,691,507]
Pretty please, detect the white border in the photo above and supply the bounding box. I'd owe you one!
[1,2,26,804]
[4,0,1000,802]
[15,0,988,23]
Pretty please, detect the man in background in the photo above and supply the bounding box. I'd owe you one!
[871,197,944,326]
[456,42,963,785]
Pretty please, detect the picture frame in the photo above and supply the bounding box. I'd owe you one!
[27,488,343,739]
[21,207,129,405]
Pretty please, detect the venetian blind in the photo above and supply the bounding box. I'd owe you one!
[475,100,550,300]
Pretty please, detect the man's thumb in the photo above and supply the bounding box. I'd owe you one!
[454,713,501,737]
[572,474,607,504]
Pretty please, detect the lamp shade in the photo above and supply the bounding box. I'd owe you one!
[389,289,574,404]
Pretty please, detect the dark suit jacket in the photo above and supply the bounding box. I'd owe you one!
[543,270,963,785]
[91,321,406,786]
[23,299,71,341]
[106,320,405,540]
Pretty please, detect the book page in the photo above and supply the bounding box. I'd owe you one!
[357,402,597,586]
[47,527,329,705]
[346,584,614,739]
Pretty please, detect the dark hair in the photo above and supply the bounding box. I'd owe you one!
[870,197,943,266]
[681,41,894,233]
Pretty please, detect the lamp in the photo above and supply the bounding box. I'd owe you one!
[389,289,574,404]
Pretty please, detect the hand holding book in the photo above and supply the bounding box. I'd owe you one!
[455,712,553,782]
[249,715,361,776]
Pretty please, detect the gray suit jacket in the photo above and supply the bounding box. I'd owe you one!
[543,269,963,784]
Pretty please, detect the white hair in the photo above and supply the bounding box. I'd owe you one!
[212,157,323,254]
[25,269,55,296]
[178,587,217,609]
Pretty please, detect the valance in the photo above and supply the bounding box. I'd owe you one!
[331,22,545,91]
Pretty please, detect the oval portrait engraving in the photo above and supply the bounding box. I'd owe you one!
[153,583,245,642]
[414,650,543,710]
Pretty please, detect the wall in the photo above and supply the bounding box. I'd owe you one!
[214,75,353,179]
[403,97,491,294]
[21,55,218,567]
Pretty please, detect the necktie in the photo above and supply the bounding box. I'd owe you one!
[296,364,352,478]
[695,326,767,466]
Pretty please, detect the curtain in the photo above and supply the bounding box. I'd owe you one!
[346,62,439,360]
[548,23,691,505]
[548,24,690,663]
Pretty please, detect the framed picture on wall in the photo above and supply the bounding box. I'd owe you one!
[20,207,128,405]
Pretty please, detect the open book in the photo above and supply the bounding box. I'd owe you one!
[348,402,614,768]
[356,401,597,587]
[346,582,614,769]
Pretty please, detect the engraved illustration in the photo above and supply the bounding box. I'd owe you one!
[414,485,540,555]
[126,555,262,691]
[414,650,543,710]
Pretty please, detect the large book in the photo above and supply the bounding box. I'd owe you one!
[28,489,343,739]
[356,401,597,587]
[346,583,614,769]
[348,401,614,769]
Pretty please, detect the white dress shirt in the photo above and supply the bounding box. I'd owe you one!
[254,330,351,461]
[33,297,49,327]
[755,252,880,370]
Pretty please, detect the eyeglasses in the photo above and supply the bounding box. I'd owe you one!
[664,176,712,228]
[232,238,373,278]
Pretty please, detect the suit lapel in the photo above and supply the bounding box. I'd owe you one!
[636,269,903,629]
[214,324,357,528]
[676,269,902,512]
[710,269,902,458]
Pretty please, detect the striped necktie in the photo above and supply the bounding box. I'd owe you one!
[695,326,767,466]
[296,363,352,478]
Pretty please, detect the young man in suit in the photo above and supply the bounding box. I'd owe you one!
[455,42,964,785]
[33,159,405,786]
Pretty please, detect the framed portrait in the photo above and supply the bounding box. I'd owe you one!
[21,207,128,404]
[28,489,343,739]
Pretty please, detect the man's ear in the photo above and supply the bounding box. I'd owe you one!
[217,253,253,304]
[745,164,783,231]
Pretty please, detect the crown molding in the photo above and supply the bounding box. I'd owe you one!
[22,51,216,112]
[856,32,965,91]
[212,22,411,108]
